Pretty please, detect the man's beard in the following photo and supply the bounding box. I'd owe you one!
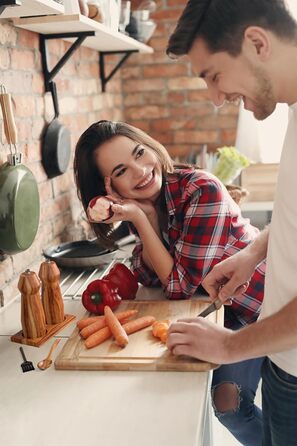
[250,65,277,120]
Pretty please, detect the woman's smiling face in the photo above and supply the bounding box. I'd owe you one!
[94,135,163,202]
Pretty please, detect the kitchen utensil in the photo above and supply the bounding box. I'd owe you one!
[42,81,71,179]
[19,346,35,372]
[0,85,40,254]
[197,298,223,318]
[19,269,46,339]
[43,233,135,268]
[43,239,116,268]
[37,338,61,370]
[119,0,131,33]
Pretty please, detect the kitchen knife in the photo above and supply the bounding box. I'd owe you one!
[197,298,223,318]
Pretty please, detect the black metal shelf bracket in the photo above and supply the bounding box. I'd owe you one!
[99,50,138,92]
[39,32,95,92]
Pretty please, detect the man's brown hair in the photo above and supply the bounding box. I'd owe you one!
[167,0,297,58]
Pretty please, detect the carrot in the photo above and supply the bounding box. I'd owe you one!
[152,320,170,343]
[84,326,112,349]
[77,316,104,330]
[123,316,156,335]
[104,306,129,348]
[80,310,138,339]
[84,314,156,349]
[152,320,170,337]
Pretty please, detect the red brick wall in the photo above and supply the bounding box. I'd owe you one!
[123,0,239,159]
[0,20,123,304]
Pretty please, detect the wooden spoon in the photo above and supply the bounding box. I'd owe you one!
[37,339,61,370]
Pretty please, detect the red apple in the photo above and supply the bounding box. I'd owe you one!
[88,196,114,222]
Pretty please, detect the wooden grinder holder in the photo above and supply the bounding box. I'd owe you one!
[11,266,75,347]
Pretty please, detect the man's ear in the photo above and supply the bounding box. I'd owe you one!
[243,26,271,61]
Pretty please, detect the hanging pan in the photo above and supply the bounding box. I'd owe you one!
[42,81,71,179]
[0,85,40,254]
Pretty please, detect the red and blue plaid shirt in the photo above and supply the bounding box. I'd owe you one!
[131,169,266,327]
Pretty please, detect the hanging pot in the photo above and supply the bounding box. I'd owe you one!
[0,85,40,254]
[42,81,71,179]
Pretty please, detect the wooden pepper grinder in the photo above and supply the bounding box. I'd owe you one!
[39,260,65,325]
[19,269,46,339]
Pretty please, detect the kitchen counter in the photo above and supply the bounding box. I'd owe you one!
[0,282,213,446]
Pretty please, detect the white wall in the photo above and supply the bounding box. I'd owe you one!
[236,0,297,164]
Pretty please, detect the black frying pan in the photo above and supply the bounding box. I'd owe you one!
[43,234,135,268]
[42,81,71,179]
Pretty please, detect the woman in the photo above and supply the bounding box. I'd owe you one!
[74,120,265,446]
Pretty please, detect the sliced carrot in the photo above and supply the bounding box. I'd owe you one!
[152,320,170,337]
[123,316,156,335]
[77,316,104,330]
[104,306,129,348]
[80,310,138,339]
[84,326,112,349]
[152,320,170,343]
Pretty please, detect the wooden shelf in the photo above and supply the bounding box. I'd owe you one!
[13,13,153,53]
[0,0,64,18]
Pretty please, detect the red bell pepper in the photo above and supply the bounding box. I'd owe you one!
[81,279,121,315]
[104,263,138,300]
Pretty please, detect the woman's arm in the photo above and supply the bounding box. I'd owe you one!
[110,201,174,285]
[132,209,174,284]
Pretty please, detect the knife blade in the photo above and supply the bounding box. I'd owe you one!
[197,298,223,318]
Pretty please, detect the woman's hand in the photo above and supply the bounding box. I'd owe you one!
[104,176,157,225]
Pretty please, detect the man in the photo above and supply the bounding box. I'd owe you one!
[166,1,297,445]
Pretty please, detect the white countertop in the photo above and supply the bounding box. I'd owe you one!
[0,287,212,446]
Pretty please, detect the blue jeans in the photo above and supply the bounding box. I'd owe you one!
[212,357,264,446]
[262,357,297,446]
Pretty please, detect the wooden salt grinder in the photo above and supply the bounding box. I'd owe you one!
[39,260,65,325]
[18,269,46,339]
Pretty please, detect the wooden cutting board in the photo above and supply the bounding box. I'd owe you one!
[55,299,224,372]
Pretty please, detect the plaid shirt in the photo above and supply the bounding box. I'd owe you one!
[131,169,266,327]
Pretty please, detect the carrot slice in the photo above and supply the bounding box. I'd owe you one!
[84,326,112,349]
[152,320,169,337]
[80,310,138,339]
[123,316,156,335]
[104,306,129,348]
[152,320,170,343]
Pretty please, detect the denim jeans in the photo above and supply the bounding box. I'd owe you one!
[262,357,297,446]
[212,357,264,446]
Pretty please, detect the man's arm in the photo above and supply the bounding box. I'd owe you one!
[167,295,297,364]
[202,226,270,301]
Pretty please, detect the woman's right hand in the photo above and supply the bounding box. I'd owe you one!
[104,176,157,225]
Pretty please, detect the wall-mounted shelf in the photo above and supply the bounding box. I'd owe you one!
[13,13,153,91]
[13,13,153,53]
[0,0,64,18]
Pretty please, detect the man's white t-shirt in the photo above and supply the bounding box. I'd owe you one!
[260,101,297,376]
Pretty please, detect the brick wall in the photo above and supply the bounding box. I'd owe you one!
[0,1,239,305]
[0,20,123,305]
[124,0,239,159]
